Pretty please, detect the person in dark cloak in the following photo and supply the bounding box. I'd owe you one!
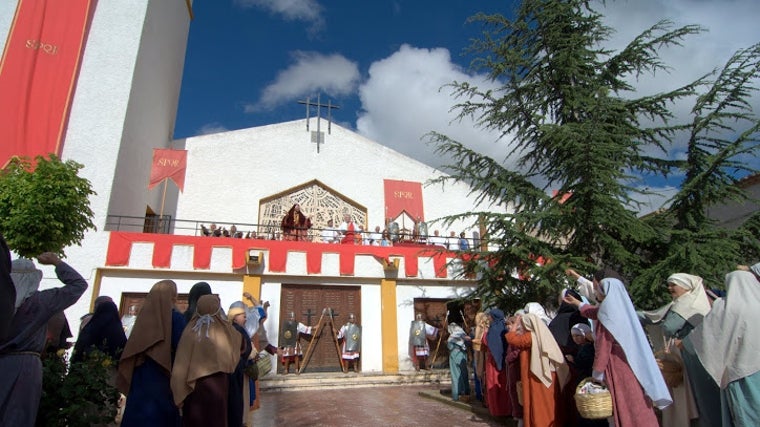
[183,281,212,323]
[0,253,88,427]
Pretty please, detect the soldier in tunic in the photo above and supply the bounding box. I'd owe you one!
[414,217,428,244]
[337,313,362,372]
[278,311,313,374]
[408,313,439,371]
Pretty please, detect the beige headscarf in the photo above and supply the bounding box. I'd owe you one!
[689,270,760,388]
[641,273,711,328]
[171,294,241,405]
[117,280,178,395]
[472,312,489,352]
[521,313,569,388]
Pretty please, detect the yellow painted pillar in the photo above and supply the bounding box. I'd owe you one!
[380,278,399,373]
[243,275,262,305]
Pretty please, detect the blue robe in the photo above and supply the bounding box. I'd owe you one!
[120,309,186,427]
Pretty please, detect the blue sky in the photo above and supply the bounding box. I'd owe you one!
[175,0,760,210]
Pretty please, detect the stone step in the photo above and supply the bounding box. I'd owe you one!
[258,369,452,392]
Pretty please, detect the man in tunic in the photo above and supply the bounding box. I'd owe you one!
[338,214,357,244]
[337,313,362,372]
[0,253,88,427]
[320,219,338,243]
[408,313,439,371]
[279,311,313,374]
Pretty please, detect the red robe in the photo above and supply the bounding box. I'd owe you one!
[482,330,511,417]
[580,305,659,427]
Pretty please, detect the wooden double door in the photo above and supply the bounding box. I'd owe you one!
[279,284,361,373]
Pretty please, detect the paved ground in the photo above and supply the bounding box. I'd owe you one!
[251,384,516,427]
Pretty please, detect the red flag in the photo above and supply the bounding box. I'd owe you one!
[0,0,97,167]
[149,149,187,192]
[384,179,424,220]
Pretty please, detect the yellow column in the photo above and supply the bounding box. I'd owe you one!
[243,275,262,304]
[380,278,399,373]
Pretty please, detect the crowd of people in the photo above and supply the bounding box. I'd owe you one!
[445,265,760,427]
[5,232,757,426]
[201,206,475,250]
[113,280,280,427]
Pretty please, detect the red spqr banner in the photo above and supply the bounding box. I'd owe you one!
[148,149,187,192]
[0,0,97,167]
[383,179,424,221]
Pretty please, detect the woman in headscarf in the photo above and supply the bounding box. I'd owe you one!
[471,311,489,403]
[682,265,760,427]
[0,253,88,427]
[566,323,607,427]
[637,273,711,427]
[447,322,471,402]
[549,289,589,356]
[184,281,212,323]
[563,268,671,427]
[72,299,127,365]
[548,289,589,426]
[171,295,241,427]
[524,302,553,325]
[505,312,569,427]
[481,309,511,416]
[226,300,253,427]
[118,280,186,427]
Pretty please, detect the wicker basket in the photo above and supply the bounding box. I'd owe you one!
[655,350,683,388]
[575,378,613,419]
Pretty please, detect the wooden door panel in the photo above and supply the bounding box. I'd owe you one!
[279,284,361,373]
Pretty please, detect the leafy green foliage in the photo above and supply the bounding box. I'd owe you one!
[429,0,760,310]
[0,155,96,258]
[38,349,121,427]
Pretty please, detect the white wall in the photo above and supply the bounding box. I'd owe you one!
[176,120,495,235]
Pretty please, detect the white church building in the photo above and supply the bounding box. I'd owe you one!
[0,0,507,374]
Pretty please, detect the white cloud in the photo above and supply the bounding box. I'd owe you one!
[247,51,360,111]
[197,122,230,135]
[233,0,324,34]
[356,44,506,170]
[352,1,760,207]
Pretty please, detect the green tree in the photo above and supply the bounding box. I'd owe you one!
[427,0,759,311]
[38,349,121,427]
[0,154,96,258]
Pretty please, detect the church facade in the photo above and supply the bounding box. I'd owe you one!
[0,0,508,373]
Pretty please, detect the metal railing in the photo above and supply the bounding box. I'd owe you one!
[104,215,482,249]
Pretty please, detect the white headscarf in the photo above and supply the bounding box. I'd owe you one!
[641,273,711,327]
[524,302,553,325]
[598,278,672,409]
[522,313,569,388]
[689,270,760,388]
[571,323,592,338]
[10,258,42,309]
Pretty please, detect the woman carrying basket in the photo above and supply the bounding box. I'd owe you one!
[563,268,671,427]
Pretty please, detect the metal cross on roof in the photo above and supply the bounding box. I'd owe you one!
[297,93,340,153]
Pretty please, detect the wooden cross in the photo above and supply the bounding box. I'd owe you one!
[302,308,317,326]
